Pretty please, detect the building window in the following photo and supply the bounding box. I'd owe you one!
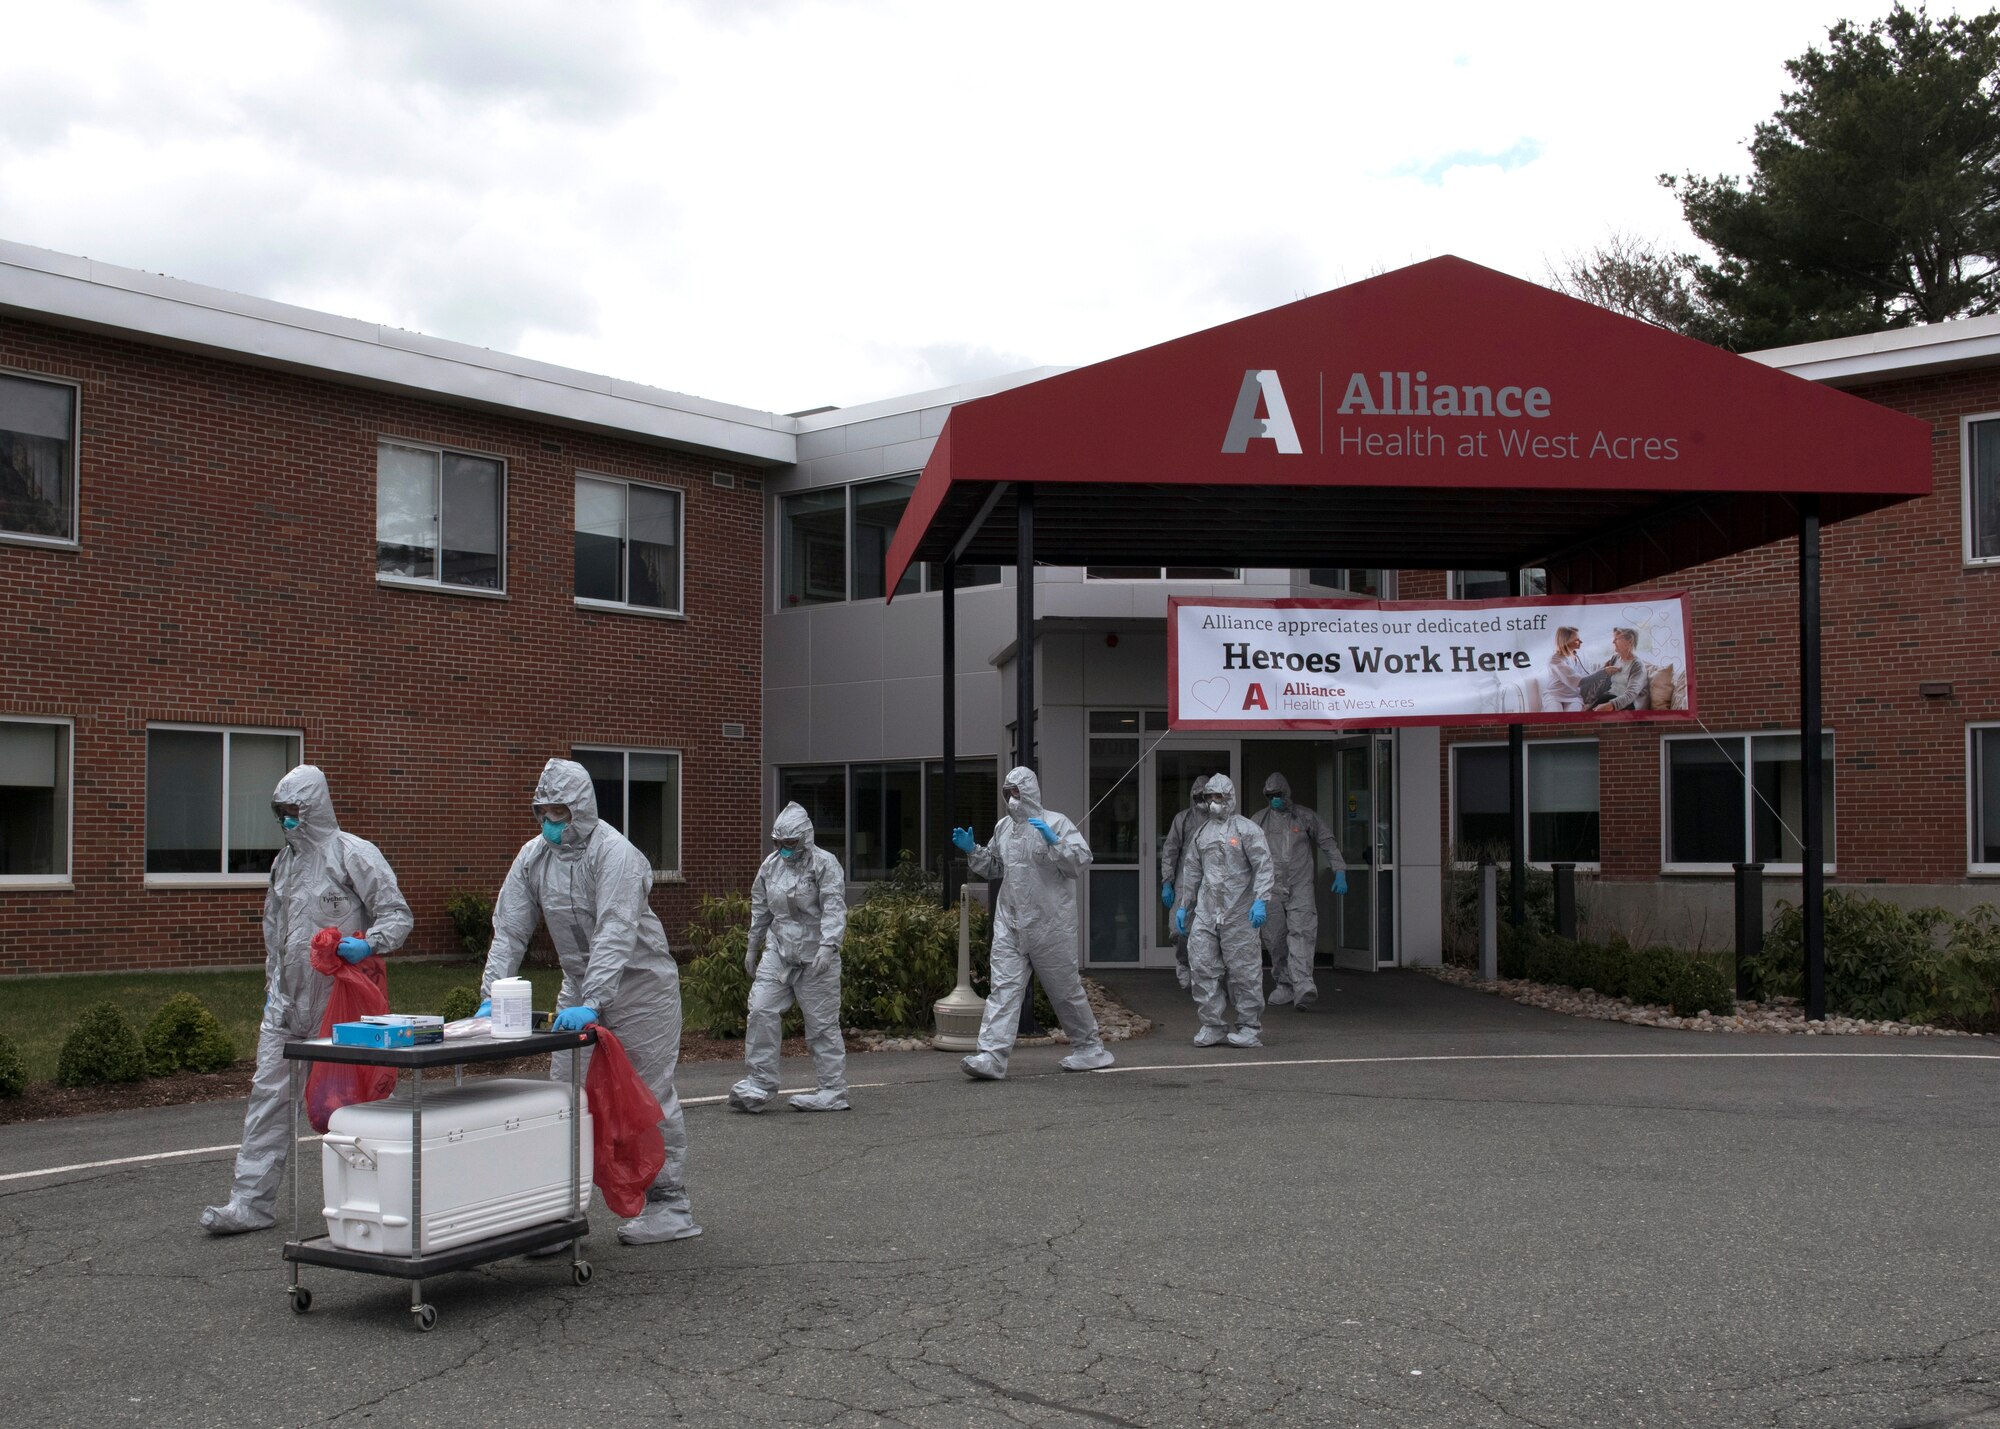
[1964,414,2000,564]
[780,476,1002,607]
[1086,567,1241,580]
[0,718,71,882]
[145,726,301,880]
[1451,569,1547,600]
[1970,726,2000,873]
[575,475,682,613]
[851,476,919,601]
[0,370,79,545]
[851,761,923,876]
[1663,733,1834,872]
[924,758,1000,871]
[572,747,681,876]
[1307,569,1390,598]
[376,441,504,591]
[777,765,847,870]
[1451,739,1601,865]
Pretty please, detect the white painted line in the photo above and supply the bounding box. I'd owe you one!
[1093,1050,2000,1074]
[0,1142,244,1183]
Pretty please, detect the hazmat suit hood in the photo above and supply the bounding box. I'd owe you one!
[272,765,340,851]
[770,801,817,849]
[1190,778,1207,804]
[1202,773,1238,819]
[532,757,600,847]
[1002,766,1046,821]
[1263,772,1292,805]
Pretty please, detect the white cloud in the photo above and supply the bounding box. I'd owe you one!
[0,0,1964,412]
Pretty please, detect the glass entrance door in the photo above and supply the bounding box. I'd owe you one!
[1327,734,1397,969]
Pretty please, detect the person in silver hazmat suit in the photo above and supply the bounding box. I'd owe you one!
[481,757,701,1245]
[1251,771,1346,1010]
[952,767,1115,1080]
[202,765,413,1234]
[1158,776,1209,990]
[1174,774,1276,1049]
[729,801,850,1113]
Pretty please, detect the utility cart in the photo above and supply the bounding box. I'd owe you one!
[281,1025,596,1331]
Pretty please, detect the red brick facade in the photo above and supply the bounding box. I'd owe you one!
[1431,365,2000,891]
[1,317,766,975]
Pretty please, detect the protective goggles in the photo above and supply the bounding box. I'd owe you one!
[271,802,301,821]
[1002,785,1024,801]
[533,803,571,823]
[772,836,804,853]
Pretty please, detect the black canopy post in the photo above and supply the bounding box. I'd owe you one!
[1507,569,1526,928]
[941,554,957,910]
[1013,485,1042,1036]
[1800,497,1826,1021]
[1015,484,1035,767]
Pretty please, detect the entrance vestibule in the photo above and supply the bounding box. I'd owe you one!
[1080,716,1398,973]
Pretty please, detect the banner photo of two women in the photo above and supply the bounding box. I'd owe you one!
[1169,593,1696,730]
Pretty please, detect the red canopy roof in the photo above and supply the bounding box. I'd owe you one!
[884,256,1931,598]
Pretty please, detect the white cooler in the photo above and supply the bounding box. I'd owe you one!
[321,1078,593,1256]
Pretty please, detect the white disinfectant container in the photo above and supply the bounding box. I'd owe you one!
[491,976,534,1038]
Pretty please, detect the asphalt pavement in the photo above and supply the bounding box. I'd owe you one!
[2,968,1996,1428]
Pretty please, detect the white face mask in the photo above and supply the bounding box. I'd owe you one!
[1006,796,1023,817]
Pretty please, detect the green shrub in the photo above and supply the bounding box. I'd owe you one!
[0,1031,26,1097]
[444,890,495,959]
[1514,927,1728,1017]
[439,985,483,1022]
[679,879,1054,1038]
[56,1000,148,1086]
[141,992,238,1075]
[1745,891,2000,1027]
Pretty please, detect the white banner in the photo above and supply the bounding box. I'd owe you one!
[1169,594,1697,730]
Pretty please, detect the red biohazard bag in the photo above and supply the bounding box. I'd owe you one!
[305,926,398,1133]
[582,1026,667,1218]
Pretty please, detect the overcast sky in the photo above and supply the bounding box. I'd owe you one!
[0,1,1964,414]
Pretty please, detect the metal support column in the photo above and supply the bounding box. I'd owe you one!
[1507,569,1526,927]
[1014,486,1041,1036]
[1800,498,1825,1021]
[942,554,958,909]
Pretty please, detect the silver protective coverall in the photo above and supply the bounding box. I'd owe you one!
[481,758,699,1242]
[963,768,1112,1077]
[730,802,849,1112]
[1158,779,1208,979]
[1176,775,1275,1040]
[1252,773,1344,1006]
[205,766,412,1231]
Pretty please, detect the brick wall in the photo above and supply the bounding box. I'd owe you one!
[1430,364,2000,890]
[1,317,767,975]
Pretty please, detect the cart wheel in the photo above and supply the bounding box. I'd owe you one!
[571,1260,593,1286]
[413,1303,438,1333]
[289,1286,312,1315]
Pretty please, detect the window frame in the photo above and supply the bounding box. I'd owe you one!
[143,723,304,888]
[1305,569,1396,599]
[570,744,684,879]
[0,366,82,551]
[1960,410,2000,568]
[572,471,687,618]
[1659,730,1836,876]
[374,437,509,598]
[1083,567,1245,582]
[774,475,1004,611]
[1970,723,2000,876]
[1449,568,1547,600]
[0,714,75,887]
[1448,736,1602,871]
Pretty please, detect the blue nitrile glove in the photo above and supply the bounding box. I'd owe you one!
[336,936,371,963]
[474,999,491,1017]
[1333,870,1348,895]
[552,1005,598,1032]
[1249,899,1268,929]
[1174,906,1187,936]
[951,827,976,853]
[1160,881,1175,909]
[1028,816,1056,845]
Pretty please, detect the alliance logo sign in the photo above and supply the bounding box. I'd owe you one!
[1219,369,1681,464]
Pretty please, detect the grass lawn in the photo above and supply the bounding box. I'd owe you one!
[0,961,570,1085]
